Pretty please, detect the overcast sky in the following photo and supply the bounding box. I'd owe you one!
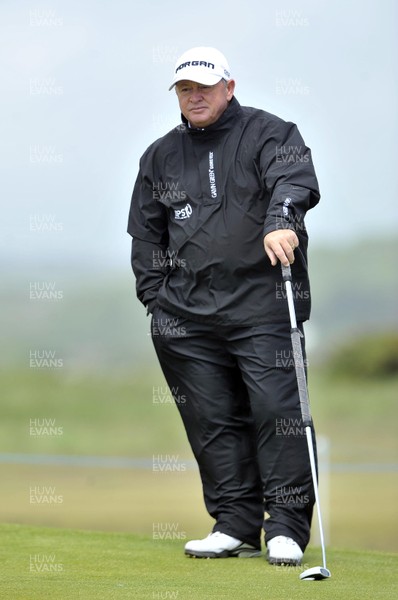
[1,0,397,270]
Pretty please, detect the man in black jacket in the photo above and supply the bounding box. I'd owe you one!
[128,47,321,565]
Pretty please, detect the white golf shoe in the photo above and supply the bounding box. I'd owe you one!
[266,535,303,565]
[184,531,261,558]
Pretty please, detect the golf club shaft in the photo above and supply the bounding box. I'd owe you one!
[305,426,327,569]
[281,263,328,570]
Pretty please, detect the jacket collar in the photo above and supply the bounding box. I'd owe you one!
[181,96,242,134]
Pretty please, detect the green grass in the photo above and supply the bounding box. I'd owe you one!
[0,523,397,600]
[0,369,188,456]
[1,368,397,462]
[308,369,398,462]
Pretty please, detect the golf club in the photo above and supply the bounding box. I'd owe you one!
[281,263,331,581]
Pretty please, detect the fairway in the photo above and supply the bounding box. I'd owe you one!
[1,523,397,600]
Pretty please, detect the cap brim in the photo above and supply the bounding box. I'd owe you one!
[168,72,223,91]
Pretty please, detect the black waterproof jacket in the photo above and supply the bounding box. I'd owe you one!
[128,96,320,326]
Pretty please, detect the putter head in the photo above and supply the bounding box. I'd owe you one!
[300,566,331,581]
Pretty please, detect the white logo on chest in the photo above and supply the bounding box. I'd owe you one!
[174,203,193,220]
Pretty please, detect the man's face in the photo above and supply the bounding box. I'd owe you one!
[175,79,235,128]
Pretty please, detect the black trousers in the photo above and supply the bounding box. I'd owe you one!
[151,305,316,551]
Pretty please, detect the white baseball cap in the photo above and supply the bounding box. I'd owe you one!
[169,47,231,91]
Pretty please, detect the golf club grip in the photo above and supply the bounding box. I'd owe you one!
[280,262,312,425]
[291,329,311,425]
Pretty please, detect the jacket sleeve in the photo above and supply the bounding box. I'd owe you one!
[127,157,169,314]
[259,120,320,237]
